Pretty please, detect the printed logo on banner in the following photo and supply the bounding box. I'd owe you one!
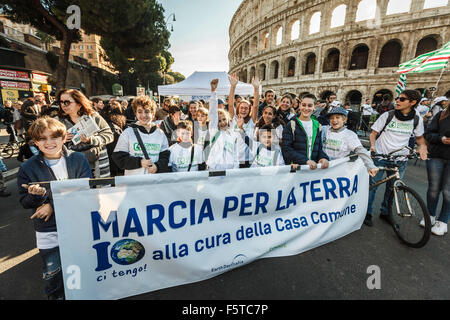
[210,254,248,273]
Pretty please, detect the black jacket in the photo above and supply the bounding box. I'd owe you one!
[424,111,450,160]
[281,117,329,165]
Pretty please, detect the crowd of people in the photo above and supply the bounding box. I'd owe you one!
[0,74,448,300]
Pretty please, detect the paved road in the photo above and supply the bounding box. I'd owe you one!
[0,158,448,300]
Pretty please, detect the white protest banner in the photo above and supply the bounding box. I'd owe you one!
[52,158,368,300]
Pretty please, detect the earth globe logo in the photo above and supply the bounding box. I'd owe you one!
[110,239,145,265]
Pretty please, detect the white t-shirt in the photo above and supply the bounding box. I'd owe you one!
[416,105,429,118]
[300,120,313,159]
[44,156,69,181]
[195,127,209,147]
[206,129,240,171]
[361,104,373,116]
[250,142,284,167]
[169,143,204,172]
[232,116,255,162]
[371,111,424,157]
[114,126,169,176]
[321,126,362,160]
[36,156,69,250]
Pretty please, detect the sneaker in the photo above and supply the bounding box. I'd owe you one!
[431,221,448,236]
[364,214,373,227]
[420,216,435,228]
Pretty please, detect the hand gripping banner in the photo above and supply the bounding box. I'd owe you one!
[51,157,368,300]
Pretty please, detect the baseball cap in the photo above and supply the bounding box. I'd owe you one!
[433,96,448,104]
[218,98,224,105]
[326,106,348,117]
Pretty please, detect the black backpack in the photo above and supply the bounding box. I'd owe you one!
[3,108,14,124]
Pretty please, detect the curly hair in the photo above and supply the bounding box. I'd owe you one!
[131,95,157,115]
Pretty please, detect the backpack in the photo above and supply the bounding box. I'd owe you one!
[376,110,419,139]
[3,108,14,124]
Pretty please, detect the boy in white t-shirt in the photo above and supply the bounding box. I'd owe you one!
[322,107,378,176]
[169,121,205,172]
[242,123,284,167]
[364,90,428,227]
[112,95,170,175]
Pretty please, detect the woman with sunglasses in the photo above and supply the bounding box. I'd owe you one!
[364,90,428,227]
[56,89,114,179]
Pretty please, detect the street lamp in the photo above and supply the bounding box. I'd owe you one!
[165,13,176,32]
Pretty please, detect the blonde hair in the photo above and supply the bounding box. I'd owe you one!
[217,109,231,127]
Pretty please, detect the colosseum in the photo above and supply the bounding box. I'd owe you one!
[228,0,450,106]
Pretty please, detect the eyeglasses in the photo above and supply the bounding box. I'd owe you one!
[58,100,75,107]
[395,97,409,102]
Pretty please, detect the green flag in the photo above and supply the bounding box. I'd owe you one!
[397,41,450,74]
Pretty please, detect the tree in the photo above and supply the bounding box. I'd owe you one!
[0,0,170,92]
[35,30,56,51]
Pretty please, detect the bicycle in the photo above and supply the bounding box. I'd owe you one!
[0,139,25,159]
[370,146,431,248]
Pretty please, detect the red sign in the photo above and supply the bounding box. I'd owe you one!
[0,69,30,80]
[32,73,48,83]
[0,80,31,90]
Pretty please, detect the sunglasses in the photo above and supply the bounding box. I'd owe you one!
[395,97,409,102]
[58,100,76,107]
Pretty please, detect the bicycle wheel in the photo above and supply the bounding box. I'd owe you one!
[1,143,14,159]
[388,185,431,248]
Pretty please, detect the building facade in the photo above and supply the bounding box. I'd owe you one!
[229,0,450,105]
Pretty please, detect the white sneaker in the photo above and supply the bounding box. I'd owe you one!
[431,221,448,236]
[420,216,435,227]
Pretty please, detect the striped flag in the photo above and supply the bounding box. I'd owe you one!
[397,41,450,74]
[395,73,407,95]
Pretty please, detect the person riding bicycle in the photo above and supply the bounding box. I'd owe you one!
[364,90,428,227]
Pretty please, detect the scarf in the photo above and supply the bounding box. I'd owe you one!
[394,108,416,121]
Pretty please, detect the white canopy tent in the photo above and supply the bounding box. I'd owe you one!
[157,71,261,97]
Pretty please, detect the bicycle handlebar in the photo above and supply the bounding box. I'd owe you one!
[371,146,418,160]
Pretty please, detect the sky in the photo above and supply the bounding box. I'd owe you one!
[158,0,242,78]
[158,0,448,78]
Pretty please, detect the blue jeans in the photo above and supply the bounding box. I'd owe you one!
[39,247,65,299]
[426,158,449,224]
[0,157,7,172]
[367,159,407,216]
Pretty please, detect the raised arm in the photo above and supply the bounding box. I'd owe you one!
[208,79,219,136]
[251,76,260,123]
[228,73,238,120]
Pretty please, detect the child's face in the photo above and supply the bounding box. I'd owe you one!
[260,131,273,148]
[34,129,66,159]
[262,108,274,124]
[189,104,198,116]
[238,102,250,117]
[280,97,291,111]
[177,128,192,143]
[329,114,346,130]
[299,98,315,118]
[197,112,207,125]
[218,113,229,130]
[136,106,154,125]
